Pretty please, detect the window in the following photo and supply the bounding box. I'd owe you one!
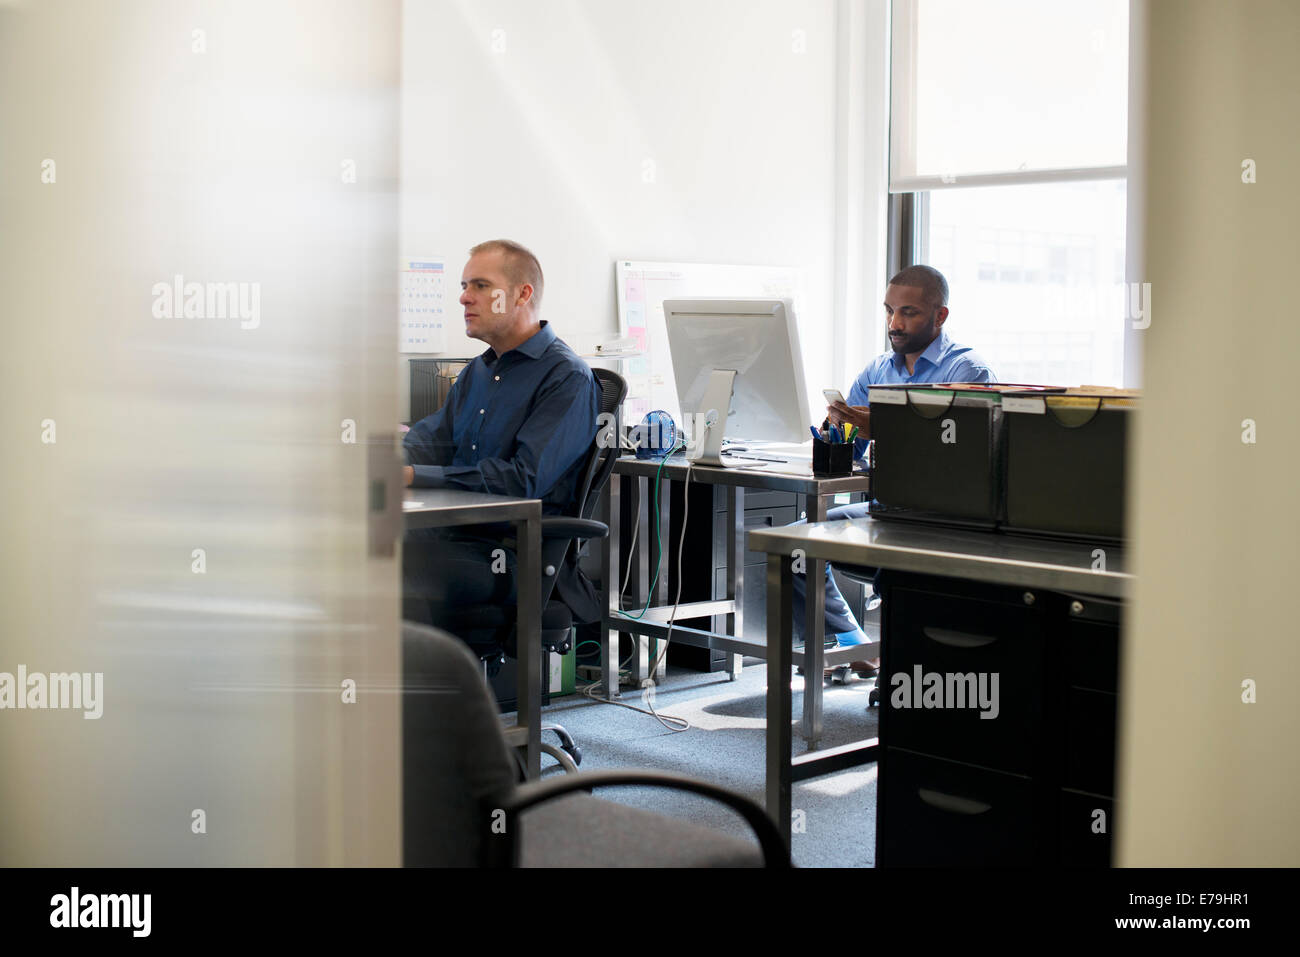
[890,0,1130,386]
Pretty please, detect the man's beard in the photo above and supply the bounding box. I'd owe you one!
[889,320,937,355]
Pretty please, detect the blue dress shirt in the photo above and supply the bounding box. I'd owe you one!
[846,328,996,456]
[404,321,599,514]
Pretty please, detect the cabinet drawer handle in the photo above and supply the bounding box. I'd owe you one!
[917,788,992,815]
[922,627,997,648]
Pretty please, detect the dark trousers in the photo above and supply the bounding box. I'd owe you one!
[791,501,875,641]
[402,528,518,627]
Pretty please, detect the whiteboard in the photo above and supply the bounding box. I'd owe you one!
[615,260,806,424]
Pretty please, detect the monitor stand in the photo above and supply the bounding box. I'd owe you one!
[685,368,746,468]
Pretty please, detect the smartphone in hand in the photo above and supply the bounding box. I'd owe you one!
[822,388,847,406]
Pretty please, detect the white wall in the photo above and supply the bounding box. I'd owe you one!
[1118,0,1300,865]
[400,0,890,419]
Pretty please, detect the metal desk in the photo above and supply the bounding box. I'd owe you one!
[750,516,1131,848]
[403,488,543,778]
[599,453,870,746]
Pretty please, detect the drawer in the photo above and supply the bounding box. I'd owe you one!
[1058,789,1114,868]
[1063,596,1122,693]
[878,748,1035,867]
[883,586,1045,774]
[715,506,796,569]
[714,487,799,513]
[1064,688,1117,796]
[712,566,767,640]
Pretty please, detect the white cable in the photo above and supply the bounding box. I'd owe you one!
[629,434,697,732]
[617,433,683,606]
[578,679,689,732]
[649,459,691,677]
[585,435,693,733]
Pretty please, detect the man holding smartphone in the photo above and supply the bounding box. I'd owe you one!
[796,264,996,672]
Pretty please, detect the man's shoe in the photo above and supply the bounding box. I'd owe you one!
[851,661,879,679]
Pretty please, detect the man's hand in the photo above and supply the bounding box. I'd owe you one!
[826,400,870,434]
[403,465,414,487]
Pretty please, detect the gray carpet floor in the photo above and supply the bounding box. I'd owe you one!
[510,656,881,867]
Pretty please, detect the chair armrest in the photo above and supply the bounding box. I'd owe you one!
[538,518,609,541]
[494,769,790,867]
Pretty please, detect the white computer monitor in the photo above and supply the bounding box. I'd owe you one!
[664,298,814,464]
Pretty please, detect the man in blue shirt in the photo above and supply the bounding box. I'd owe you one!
[402,239,599,623]
[796,264,995,671]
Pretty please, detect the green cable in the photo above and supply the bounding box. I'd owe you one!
[614,438,684,622]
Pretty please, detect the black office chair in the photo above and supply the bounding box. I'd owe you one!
[402,621,788,867]
[406,368,627,770]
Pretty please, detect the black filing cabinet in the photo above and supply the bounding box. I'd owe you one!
[876,571,1121,867]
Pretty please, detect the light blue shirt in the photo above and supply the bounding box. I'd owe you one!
[845,328,996,456]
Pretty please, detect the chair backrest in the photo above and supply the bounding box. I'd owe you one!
[401,621,516,866]
[570,367,628,522]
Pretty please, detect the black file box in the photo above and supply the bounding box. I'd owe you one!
[867,385,1004,529]
[1002,391,1136,542]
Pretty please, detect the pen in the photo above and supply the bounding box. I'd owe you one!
[810,426,822,442]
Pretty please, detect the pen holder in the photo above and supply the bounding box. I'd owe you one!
[812,436,854,476]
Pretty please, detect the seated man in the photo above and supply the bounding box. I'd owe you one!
[402,239,599,636]
[795,264,996,672]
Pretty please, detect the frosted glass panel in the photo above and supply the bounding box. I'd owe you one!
[0,0,401,865]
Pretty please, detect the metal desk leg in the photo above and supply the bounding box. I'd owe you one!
[631,474,651,684]
[802,492,828,750]
[725,486,745,679]
[654,472,670,679]
[515,506,542,779]
[765,552,794,851]
[603,472,621,699]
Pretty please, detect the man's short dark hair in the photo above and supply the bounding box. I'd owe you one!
[470,239,544,309]
[888,264,948,308]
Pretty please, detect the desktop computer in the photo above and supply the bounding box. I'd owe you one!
[662,297,815,466]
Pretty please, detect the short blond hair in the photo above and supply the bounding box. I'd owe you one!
[469,239,544,310]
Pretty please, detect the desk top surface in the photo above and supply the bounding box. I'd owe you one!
[402,488,541,525]
[750,518,1130,598]
[613,454,870,495]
